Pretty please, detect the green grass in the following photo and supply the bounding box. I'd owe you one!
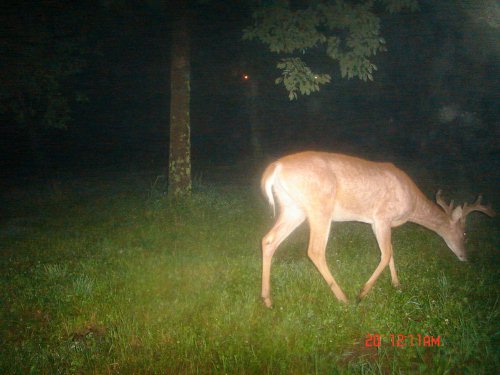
[0,177,498,374]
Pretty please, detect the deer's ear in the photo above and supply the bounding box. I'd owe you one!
[451,206,463,223]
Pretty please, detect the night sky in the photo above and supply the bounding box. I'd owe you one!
[1,0,498,197]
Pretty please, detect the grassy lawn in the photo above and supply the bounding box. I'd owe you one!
[1,174,498,374]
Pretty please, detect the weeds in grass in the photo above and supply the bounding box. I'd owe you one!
[43,263,68,280]
[146,175,167,207]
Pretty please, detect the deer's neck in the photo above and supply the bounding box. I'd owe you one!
[410,194,450,235]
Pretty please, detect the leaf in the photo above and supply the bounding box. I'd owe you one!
[245,0,416,98]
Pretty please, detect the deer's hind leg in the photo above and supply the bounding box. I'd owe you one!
[261,205,305,308]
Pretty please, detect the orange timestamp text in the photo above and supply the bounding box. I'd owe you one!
[365,333,441,347]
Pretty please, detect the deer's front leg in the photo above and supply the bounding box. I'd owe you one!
[389,256,400,287]
[358,221,394,300]
[306,215,348,304]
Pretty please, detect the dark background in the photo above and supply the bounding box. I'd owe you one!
[1,0,498,199]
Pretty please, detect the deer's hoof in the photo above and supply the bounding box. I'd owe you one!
[357,289,368,303]
[262,297,273,308]
[338,295,349,304]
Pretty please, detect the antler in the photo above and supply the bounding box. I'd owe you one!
[462,195,496,218]
[436,190,455,216]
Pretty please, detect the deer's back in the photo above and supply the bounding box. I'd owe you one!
[275,152,420,225]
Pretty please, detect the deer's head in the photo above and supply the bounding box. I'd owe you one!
[436,190,496,261]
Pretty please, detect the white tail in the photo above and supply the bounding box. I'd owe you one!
[260,151,495,307]
[263,162,280,216]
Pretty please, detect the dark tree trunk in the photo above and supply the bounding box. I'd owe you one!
[244,76,263,162]
[168,11,191,198]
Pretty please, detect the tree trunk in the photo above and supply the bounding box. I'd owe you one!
[245,76,263,162]
[168,12,191,198]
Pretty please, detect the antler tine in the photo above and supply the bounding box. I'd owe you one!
[462,195,497,218]
[436,190,454,216]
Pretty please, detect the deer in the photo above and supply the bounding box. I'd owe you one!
[260,151,495,307]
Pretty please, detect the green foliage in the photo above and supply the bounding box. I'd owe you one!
[243,0,418,99]
[276,58,331,100]
[0,176,498,373]
[243,4,326,54]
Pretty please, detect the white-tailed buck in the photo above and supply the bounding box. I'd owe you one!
[260,151,495,307]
